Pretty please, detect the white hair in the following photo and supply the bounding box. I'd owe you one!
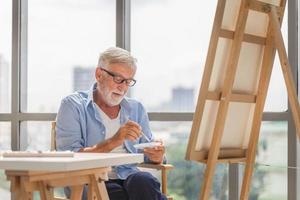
[97,47,137,70]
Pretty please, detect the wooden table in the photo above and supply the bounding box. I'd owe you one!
[0,153,143,200]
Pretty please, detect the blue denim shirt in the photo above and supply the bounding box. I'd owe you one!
[56,83,153,179]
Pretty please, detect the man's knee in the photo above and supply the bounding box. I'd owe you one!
[124,171,166,200]
[125,171,161,192]
[127,171,160,189]
[105,181,128,200]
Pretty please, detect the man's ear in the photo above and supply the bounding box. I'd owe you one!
[95,67,102,81]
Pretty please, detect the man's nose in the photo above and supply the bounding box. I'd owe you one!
[117,81,129,91]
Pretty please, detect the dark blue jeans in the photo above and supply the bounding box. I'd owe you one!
[106,171,167,200]
[65,171,167,200]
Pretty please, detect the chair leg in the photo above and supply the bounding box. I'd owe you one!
[161,169,167,195]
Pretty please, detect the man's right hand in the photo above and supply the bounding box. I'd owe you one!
[81,120,142,153]
[113,120,142,145]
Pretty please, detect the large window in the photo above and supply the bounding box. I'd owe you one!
[0,0,12,113]
[25,0,116,113]
[0,1,298,199]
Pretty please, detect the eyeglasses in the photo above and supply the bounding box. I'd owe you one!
[100,68,136,87]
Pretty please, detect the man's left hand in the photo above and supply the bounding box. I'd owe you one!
[143,142,165,164]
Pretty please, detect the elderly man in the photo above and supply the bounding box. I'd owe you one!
[56,47,167,200]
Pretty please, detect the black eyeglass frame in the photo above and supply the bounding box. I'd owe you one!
[100,67,137,87]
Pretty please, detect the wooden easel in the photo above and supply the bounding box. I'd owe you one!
[185,0,300,199]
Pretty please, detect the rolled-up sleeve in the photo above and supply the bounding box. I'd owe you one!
[56,97,84,152]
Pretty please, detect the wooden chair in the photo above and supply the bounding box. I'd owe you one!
[51,121,174,200]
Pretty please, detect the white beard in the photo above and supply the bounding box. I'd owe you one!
[98,84,126,106]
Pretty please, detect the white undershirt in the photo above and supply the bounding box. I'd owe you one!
[94,103,127,179]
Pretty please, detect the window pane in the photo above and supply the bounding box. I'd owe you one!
[25,0,116,113]
[0,122,11,150]
[0,170,10,199]
[0,122,11,199]
[264,10,288,112]
[20,121,51,151]
[0,0,11,113]
[131,0,217,112]
[132,0,287,112]
[249,121,287,199]
[150,121,228,199]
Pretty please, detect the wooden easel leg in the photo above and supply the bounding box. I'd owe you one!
[10,176,22,200]
[240,32,276,200]
[161,169,167,195]
[20,177,33,200]
[88,177,96,200]
[91,174,109,200]
[200,158,218,200]
[21,191,33,200]
[70,185,84,200]
[38,181,54,200]
[239,54,274,199]
[269,7,300,139]
[240,2,288,199]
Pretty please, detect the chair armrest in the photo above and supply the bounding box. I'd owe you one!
[138,163,174,171]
